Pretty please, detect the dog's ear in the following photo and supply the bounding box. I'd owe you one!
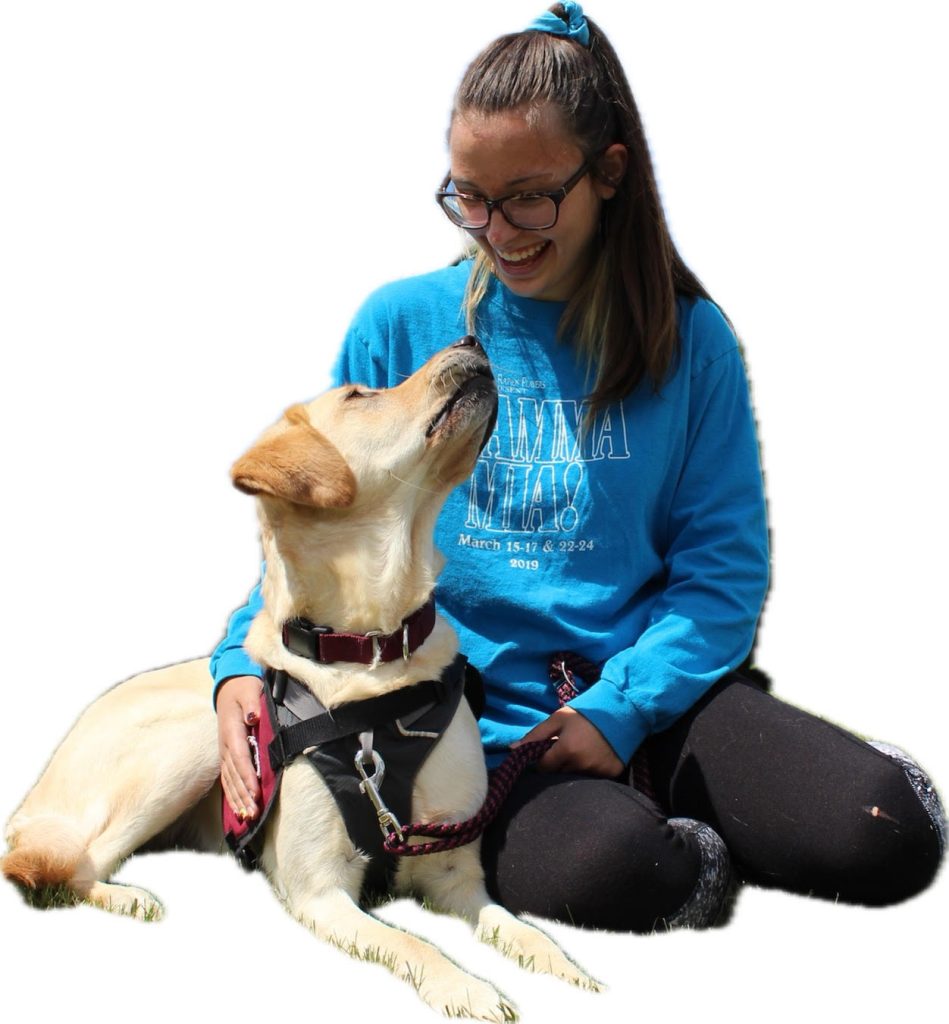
[231,405,356,508]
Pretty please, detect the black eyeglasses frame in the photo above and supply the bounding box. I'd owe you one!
[435,156,598,231]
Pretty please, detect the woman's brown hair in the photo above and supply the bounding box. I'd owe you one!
[453,3,713,411]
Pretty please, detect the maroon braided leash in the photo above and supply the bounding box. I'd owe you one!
[382,736,555,856]
[383,651,653,857]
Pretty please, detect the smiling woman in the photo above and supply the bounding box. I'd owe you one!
[1,1,947,1021]
[444,106,624,302]
[213,0,944,936]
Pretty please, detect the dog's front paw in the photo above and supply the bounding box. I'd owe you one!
[416,968,516,1021]
[477,906,601,991]
[427,974,515,1015]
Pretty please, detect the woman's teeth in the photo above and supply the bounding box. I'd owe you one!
[498,242,548,263]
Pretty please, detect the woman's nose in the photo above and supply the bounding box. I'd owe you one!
[484,206,520,249]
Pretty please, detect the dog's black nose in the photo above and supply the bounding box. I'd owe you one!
[453,335,484,354]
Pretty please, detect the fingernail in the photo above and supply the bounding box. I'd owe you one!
[245,712,258,725]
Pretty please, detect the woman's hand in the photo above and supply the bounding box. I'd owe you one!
[217,674,264,819]
[512,706,625,777]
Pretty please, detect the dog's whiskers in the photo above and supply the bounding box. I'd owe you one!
[387,469,440,495]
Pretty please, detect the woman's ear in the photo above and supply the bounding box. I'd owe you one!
[593,143,629,199]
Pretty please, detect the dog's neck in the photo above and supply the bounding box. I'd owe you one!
[244,498,458,705]
[263,502,441,630]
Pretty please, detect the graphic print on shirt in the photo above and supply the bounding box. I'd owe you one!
[458,383,631,568]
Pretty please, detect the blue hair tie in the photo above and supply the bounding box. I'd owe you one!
[525,2,590,47]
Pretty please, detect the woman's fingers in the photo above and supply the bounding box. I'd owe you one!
[513,706,624,777]
[217,676,264,818]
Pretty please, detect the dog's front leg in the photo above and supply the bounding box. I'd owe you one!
[406,844,600,991]
[292,888,515,1020]
[264,763,513,1020]
[475,900,600,991]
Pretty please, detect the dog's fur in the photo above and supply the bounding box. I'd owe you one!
[3,340,593,1019]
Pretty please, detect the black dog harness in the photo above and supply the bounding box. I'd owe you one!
[223,652,473,902]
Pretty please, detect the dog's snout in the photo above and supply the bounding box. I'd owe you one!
[452,335,484,355]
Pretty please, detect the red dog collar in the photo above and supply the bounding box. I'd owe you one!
[280,596,436,665]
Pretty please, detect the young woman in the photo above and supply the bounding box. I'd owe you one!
[212,3,944,931]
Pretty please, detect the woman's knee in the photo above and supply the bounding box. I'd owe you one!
[481,774,730,931]
[808,741,945,906]
[844,742,945,904]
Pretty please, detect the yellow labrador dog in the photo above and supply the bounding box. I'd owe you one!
[3,337,593,1019]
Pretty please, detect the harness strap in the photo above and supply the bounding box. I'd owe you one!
[224,656,467,894]
[267,676,446,772]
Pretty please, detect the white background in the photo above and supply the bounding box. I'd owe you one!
[0,1,944,1020]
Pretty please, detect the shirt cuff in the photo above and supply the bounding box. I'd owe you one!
[211,650,264,708]
[568,678,651,765]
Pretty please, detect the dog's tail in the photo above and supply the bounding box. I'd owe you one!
[2,816,87,890]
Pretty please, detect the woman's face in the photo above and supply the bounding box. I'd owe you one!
[448,103,622,303]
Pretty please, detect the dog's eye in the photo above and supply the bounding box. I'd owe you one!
[343,388,375,402]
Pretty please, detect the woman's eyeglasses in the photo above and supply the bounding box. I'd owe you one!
[435,158,595,231]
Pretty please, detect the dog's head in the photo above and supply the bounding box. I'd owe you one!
[231,337,497,514]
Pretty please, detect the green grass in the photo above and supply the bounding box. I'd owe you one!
[326,935,400,973]
[16,882,162,921]
[19,883,81,910]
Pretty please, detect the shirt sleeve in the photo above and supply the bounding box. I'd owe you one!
[331,314,391,388]
[209,574,265,705]
[569,331,770,763]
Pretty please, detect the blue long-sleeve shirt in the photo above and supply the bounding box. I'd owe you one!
[211,261,770,766]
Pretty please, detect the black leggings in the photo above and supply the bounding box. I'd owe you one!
[480,673,944,932]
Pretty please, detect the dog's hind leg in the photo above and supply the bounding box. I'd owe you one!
[61,791,220,921]
[4,660,223,919]
[7,772,219,921]
[2,810,162,919]
[68,759,223,920]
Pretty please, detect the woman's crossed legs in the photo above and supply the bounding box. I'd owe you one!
[482,674,945,932]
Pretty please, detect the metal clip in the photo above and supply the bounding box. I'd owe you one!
[354,749,405,843]
[402,622,411,662]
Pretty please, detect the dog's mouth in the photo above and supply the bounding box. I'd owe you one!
[425,368,497,441]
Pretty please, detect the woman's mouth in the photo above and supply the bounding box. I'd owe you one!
[494,240,551,276]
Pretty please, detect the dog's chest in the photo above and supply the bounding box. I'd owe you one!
[225,655,469,903]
